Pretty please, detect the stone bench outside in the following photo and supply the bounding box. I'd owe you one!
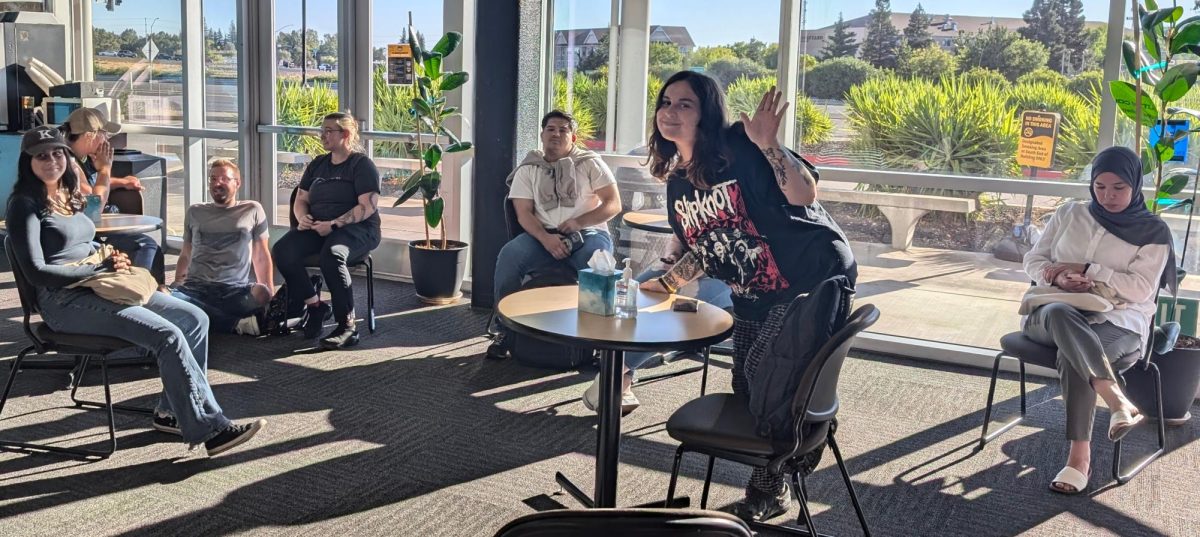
[821,189,977,250]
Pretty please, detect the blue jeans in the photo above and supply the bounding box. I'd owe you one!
[37,287,232,444]
[624,268,734,371]
[171,282,265,334]
[493,229,614,302]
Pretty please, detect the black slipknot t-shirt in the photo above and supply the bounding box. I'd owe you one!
[666,124,857,320]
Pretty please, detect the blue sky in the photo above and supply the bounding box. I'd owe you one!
[93,1,1138,50]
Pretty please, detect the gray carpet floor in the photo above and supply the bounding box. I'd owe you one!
[0,260,1197,536]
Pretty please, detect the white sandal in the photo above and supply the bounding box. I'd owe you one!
[1108,407,1144,442]
[1050,466,1088,495]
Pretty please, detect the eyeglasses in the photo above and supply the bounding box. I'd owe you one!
[33,149,66,161]
[320,128,345,136]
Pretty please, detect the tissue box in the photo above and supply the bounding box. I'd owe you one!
[578,268,621,316]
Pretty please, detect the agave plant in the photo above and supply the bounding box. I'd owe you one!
[393,29,473,250]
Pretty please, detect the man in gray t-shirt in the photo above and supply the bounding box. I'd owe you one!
[170,160,275,334]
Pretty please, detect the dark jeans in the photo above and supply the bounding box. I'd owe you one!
[171,281,265,333]
[272,223,380,322]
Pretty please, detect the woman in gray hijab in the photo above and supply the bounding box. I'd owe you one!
[1020,145,1175,494]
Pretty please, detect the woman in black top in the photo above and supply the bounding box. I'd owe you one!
[641,71,857,522]
[272,111,381,349]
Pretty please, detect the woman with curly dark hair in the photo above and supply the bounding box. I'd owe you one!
[641,71,857,522]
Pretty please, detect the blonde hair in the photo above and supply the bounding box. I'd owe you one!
[324,110,364,153]
[208,158,240,178]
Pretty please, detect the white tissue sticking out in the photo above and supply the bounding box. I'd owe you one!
[588,249,617,275]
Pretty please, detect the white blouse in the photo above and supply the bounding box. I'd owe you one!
[1024,201,1170,340]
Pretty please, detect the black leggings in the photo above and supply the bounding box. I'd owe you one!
[272,223,380,322]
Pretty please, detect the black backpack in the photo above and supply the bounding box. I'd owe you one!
[748,275,854,440]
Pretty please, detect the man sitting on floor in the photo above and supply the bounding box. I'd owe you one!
[487,110,622,359]
[170,159,275,335]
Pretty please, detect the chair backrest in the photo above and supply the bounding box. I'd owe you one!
[5,236,47,349]
[493,508,752,537]
[107,189,144,215]
[779,304,880,459]
[503,196,522,241]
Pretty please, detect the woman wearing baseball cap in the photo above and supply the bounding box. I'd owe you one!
[5,125,267,457]
[61,107,161,276]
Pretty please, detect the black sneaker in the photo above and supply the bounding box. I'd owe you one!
[152,412,181,436]
[731,482,791,523]
[320,322,360,349]
[486,331,510,360]
[204,419,267,457]
[265,285,290,336]
[300,301,333,339]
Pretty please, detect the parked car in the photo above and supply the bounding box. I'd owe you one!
[98,50,119,57]
[117,50,136,58]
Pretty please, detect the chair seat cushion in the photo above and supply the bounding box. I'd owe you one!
[666,393,829,458]
[35,323,137,354]
[1000,331,1141,372]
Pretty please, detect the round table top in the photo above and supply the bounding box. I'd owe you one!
[622,211,672,234]
[496,285,734,352]
[96,214,163,235]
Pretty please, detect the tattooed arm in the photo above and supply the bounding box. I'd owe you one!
[740,87,818,206]
[333,191,380,227]
[759,146,817,206]
[640,251,706,294]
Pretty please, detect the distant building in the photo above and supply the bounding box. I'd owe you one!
[555,25,695,71]
[802,13,1103,56]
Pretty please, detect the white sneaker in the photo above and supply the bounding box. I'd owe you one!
[234,315,261,336]
[581,373,640,415]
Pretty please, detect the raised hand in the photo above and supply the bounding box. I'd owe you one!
[739,86,789,149]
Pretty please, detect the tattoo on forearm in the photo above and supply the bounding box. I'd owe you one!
[761,148,816,191]
[664,251,704,289]
[334,193,379,226]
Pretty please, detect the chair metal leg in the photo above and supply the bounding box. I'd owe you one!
[1113,363,1167,484]
[700,347,711,396]
[0,351,120,459]
[100,360,117,457]
[0,346,33,418]
[830,432,871,536]
[69,357,153,416]
[366,257,376,333]
[791,471,820,537]
[700,455,715,509]
[978,352,1027,451]
[666,446,684,506]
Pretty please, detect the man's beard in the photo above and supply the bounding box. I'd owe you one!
[211,189,231,205]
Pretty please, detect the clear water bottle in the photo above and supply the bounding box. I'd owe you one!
[615,258,638,319]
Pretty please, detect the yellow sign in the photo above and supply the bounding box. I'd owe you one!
[387,44,413,58]
[1016,110,1061,170]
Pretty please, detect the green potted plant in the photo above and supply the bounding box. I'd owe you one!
[1110,0,1200,423]
[394,28,473,305]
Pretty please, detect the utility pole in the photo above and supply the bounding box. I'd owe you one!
[301,0,308,85]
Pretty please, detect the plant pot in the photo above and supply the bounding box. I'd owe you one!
[1125,346,1200,426]
[409,240,468,305]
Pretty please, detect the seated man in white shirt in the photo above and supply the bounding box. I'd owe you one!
[487,110,622,359]
[170,160,275,335]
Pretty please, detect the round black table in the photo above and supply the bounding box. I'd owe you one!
[621,210,671,234]
[496,285,734,508]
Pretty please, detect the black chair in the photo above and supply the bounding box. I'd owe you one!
[977,329,1167,484]
[1,237,153,459]
[287,187,376,333]
[494,508,752,537]
[664,305,879,537]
